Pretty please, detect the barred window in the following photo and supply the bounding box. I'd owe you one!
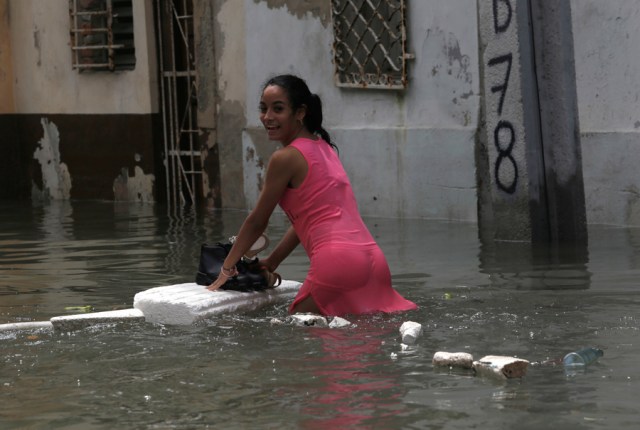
[331,0,412,89]
[69,0,136,72]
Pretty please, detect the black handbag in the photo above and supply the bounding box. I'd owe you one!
[195,242,279,292]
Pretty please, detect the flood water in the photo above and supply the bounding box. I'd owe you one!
[1,200,638,429]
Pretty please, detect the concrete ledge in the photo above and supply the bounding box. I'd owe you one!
[133,281,302,325]
[50,308,145,331]
[0,321,54,332]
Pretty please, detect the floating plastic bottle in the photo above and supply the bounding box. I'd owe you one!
[562,347,604,367]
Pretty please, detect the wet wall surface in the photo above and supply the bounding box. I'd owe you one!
[0,114,163,202]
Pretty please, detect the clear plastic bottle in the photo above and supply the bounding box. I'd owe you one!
[562,347,604,367]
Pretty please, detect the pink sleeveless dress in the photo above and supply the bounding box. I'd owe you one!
[280,138,417,316]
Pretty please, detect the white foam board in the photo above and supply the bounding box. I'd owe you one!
[133,280,302,325]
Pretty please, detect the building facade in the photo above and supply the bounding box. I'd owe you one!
[1,0,639,228]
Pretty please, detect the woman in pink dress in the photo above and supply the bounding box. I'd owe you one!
[207,74,416,317]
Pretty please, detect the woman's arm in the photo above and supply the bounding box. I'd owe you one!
[207,147,303,290]
[261,225,300,272]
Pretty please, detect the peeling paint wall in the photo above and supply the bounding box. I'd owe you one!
[254,0,331,26]
[213,0,248,209]
[113,165,155,203]
[2,0,162,202]
[32,118,71,201]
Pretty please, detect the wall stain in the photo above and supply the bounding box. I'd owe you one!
[32,118,71,201]
[423,28,475,126]
[254,0,331,27]
[624,185,640,224]
[113,165,155,203]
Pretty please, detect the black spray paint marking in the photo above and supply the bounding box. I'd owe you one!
[488,0,518,195]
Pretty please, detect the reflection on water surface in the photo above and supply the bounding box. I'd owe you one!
[1,201,639,429]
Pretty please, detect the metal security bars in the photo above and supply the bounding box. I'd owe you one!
[331,0,412,89]
[155,0,202,210]
[69,0,136,71]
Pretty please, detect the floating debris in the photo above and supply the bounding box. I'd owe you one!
[472,355,530,379]
[432,351,474,369]
[563,347,604,367]
[399,321,422,345]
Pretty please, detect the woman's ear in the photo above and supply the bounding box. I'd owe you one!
[295,104,307,123]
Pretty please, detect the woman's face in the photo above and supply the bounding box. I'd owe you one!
[259,85,304,145]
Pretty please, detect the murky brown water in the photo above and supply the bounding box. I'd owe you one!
[1,201,638,429]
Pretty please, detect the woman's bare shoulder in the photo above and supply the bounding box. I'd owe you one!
[271,145,305,165]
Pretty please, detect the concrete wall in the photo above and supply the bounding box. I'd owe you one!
[0,0,14,113]
[232,0,640,227]
[1,0,161,202]
[213,0,248,209]
[9,0,158,114]
[571,0,640,226]
[3,0,640,226]
[238,0,480,220]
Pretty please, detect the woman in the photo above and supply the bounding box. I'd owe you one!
[208,74,417,316]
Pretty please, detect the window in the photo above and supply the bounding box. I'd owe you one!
[69,0,136,72]
[331,0,412,89]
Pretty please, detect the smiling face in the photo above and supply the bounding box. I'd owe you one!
[259,84,305,146]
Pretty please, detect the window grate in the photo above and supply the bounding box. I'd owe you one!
[331,0,412,89]
[69,0,136,72]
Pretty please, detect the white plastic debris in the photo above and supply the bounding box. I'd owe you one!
[0,321,53,332]
[1,281,304,334]
[133,281,302,325]
[399,321,423,344]
[287,314,329,327]
[328,316,352,328]
[50,308,145,331]
[432,351,474,369]
[472,355,530,379]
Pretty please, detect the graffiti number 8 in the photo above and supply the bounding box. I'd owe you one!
[493,120,518,194]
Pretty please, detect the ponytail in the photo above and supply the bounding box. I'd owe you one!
[305,93,337,151]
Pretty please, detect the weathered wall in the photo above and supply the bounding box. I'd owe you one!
[211,0,248,209]
[0,0,14,113]
[240,0,480,220]
[3,0,640,225]
[9,0,158,114]
[477,0,538,241]
[571,0,640,226]
[1,0,161,202]
[193,0,220,207]
[234,0,640,226]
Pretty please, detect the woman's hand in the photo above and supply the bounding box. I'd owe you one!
[206,276,227,291]
[206,266,238,292]
[257,257,276,273]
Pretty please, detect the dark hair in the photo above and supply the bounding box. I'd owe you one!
[262,74,337,151]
